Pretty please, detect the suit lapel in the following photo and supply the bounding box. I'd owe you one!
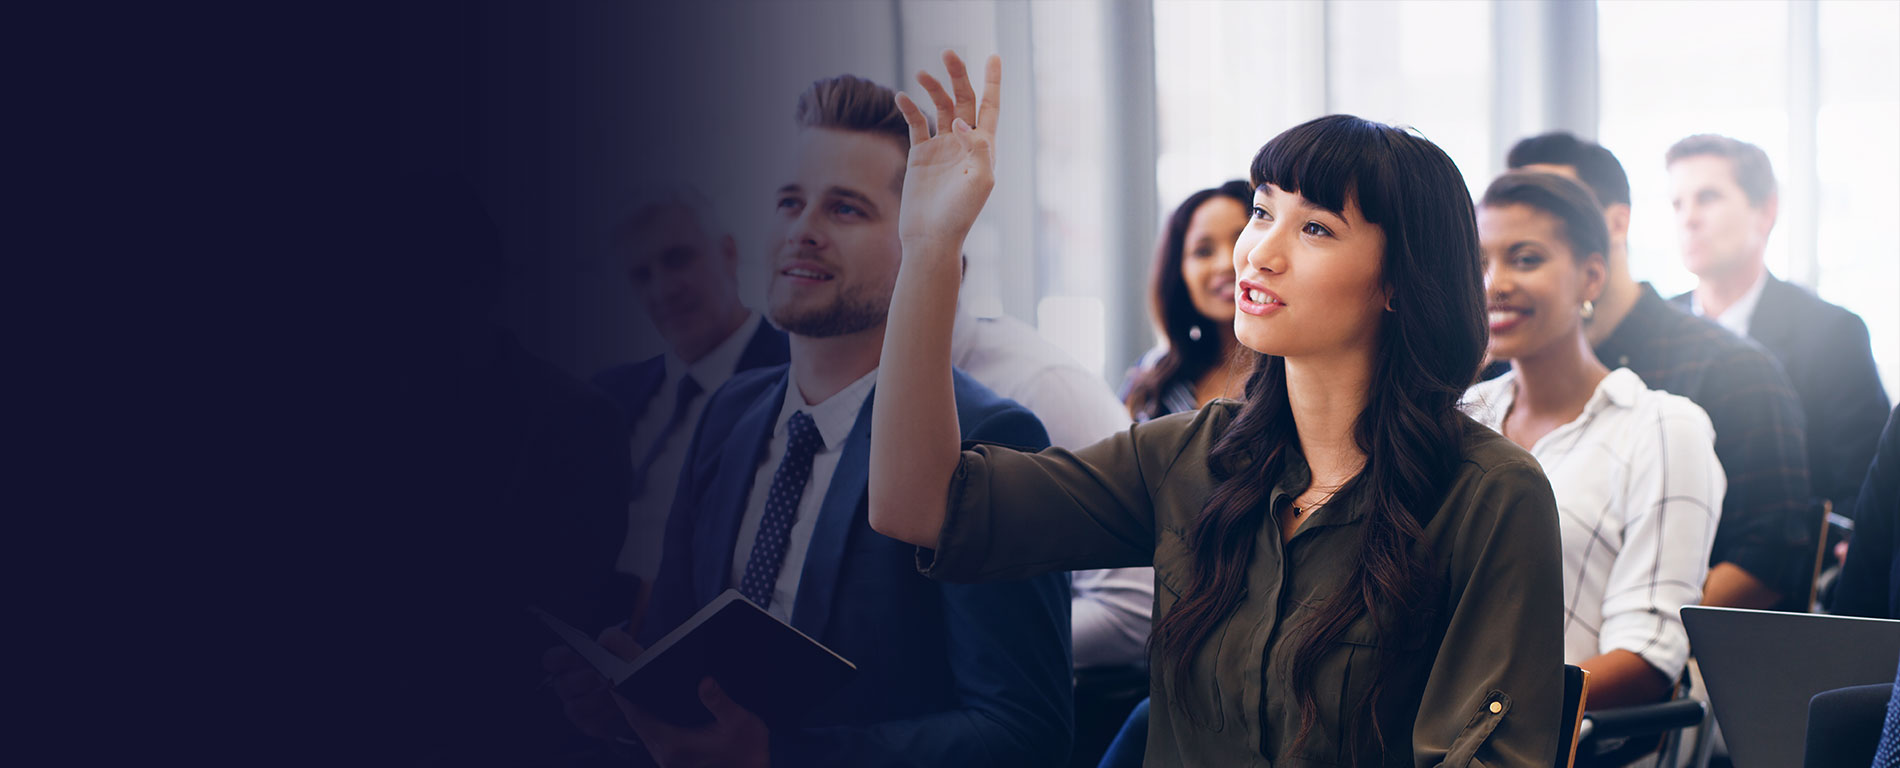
[736,321,790,373]
[626,362,667,428]
[788,388,876,637]
[1747,276,1798,352]
[698,372,789,607]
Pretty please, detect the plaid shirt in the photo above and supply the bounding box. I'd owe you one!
[1595,283,1817,609]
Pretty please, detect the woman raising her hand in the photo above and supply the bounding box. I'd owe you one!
[871,51,1565,767]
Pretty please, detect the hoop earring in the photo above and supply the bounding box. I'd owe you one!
[1580,300,1595,321]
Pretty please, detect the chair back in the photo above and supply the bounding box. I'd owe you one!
[1557,664,1591,768]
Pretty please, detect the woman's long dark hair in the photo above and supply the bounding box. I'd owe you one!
[1149,115,1490,761]
[1124,180,1253,419]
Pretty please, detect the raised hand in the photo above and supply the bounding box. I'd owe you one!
[894,50,1001,250]
[868,50,1001,550]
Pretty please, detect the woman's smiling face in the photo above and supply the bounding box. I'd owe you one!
[1179,196,1248,327]
[1477,202,1604,362]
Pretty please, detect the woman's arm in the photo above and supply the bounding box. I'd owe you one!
[868,51,1002,548]
[1585,398,1726,707]
[1414,459,1565,768]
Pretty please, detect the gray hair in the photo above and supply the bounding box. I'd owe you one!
[611,181,724,251]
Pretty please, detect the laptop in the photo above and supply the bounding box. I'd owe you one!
[1682,605,1900,768]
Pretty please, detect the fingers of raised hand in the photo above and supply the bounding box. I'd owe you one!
[942,50,978,127]
[915,69,956,137]
[977,54,1001,135]
[894,91,930,146]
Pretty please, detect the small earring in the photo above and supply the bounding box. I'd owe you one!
[1384,297,1397,312]
[1580,300,1595,321]
[1188,325,1203,341]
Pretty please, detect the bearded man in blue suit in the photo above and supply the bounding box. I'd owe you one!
[548,72,1072,768]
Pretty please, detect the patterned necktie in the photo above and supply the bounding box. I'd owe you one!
[739,410,822,608]
[628,375,704,499]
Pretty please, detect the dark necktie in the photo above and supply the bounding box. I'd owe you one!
[739,410,822,608]
[628,375,704,499]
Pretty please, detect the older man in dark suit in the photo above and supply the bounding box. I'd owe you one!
[1664,134,1890,522]
[593,184,790,624]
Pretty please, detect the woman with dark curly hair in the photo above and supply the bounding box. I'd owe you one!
[1120,181,1254,422]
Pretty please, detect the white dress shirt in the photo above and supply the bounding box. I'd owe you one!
[615,313,765,580]
[951,305,1154,669]
[1689,267,1769,337]
[728,367,879,622]
[1464,368,1725,681]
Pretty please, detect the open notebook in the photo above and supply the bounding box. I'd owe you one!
[533,590,857,728]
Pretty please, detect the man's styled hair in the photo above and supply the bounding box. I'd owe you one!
[1506,132,1633,207]
[1666,134,1778,207]
[794,74,914,151]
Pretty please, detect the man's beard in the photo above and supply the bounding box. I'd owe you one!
[769,284,889,338]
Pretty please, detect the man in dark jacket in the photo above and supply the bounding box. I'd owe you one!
[1664,133,1889,522]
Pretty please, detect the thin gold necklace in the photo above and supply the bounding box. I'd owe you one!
[1291,483,1346,517]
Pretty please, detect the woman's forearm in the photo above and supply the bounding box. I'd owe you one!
[867,239,966,548]
[1577,649,1672,709]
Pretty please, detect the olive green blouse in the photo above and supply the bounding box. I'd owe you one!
[919,401,1566,767]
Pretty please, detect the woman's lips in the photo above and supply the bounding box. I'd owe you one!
[1237,282,1284,316]
[1488,307,1530,333]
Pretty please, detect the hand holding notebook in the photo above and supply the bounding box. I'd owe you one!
[534,589,857,730]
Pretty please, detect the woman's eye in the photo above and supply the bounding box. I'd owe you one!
[1302,221,1333,237]
[1191,247,1213,258]
[1514,254,1544,268]
[1249,205,1270,220]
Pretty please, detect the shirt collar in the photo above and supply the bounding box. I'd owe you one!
[1591,366,1646,409]
[1467,366,1645,431]
[663,312,763,393]
[777,366,879,451]
[1690,268,1769,337]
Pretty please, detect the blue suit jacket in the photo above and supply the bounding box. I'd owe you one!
[1830,405,1900,619]
[642,365,1074,767]
[591,320,790,433]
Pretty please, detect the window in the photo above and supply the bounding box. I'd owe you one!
[1600,0,1898,401]
[1598,0,1792,297]
[1326,0,1495,196]
[1815,0,1900,402]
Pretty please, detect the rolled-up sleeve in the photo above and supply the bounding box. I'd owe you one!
[920,406,1223,584]
[1598,400,1724,682]
[1416,459,1566,768]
